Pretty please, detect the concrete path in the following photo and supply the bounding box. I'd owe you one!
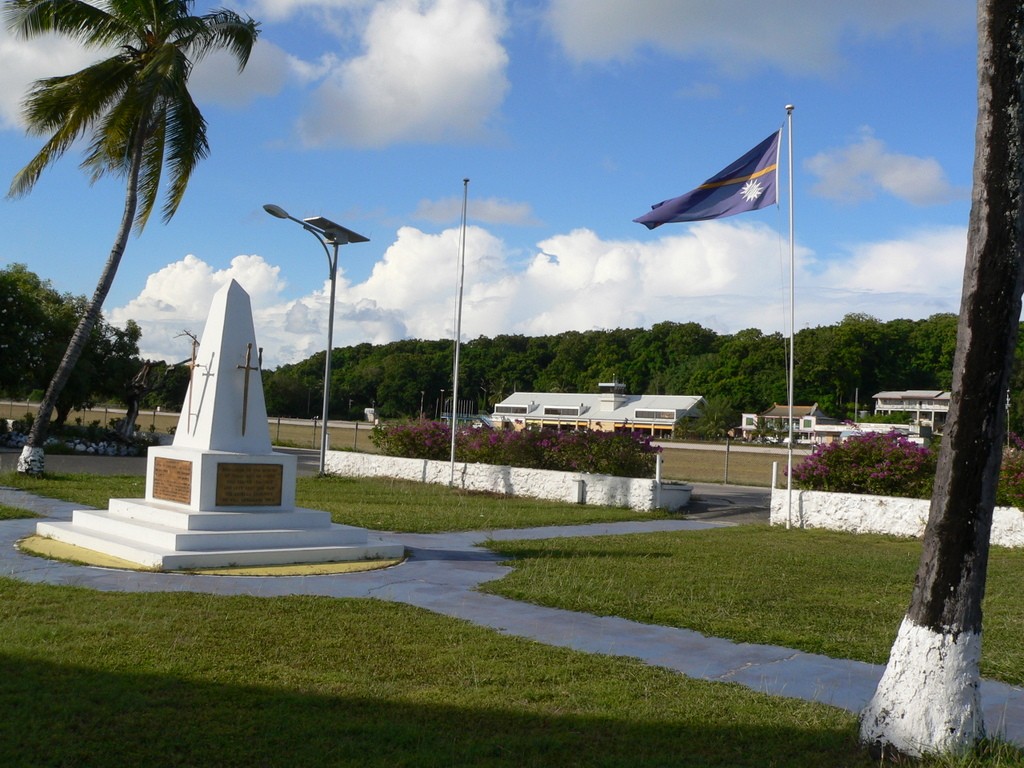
[2,485,1023,747]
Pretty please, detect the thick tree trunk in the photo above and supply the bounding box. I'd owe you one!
[17,139,143,475]
[860,0,1024,758]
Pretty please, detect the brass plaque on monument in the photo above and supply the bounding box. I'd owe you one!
[216,463,283,507]
[152,457,193,505]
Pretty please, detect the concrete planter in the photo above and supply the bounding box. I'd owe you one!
[770,487,1024,548]
[324,451,692,512]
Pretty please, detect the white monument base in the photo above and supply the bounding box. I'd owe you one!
[35,447,405,570]
[36,499,404,570]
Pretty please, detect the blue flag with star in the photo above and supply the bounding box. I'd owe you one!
[634,130,781,229]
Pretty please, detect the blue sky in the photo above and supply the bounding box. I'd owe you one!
[0,0,976,368]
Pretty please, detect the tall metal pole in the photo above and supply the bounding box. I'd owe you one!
[320,242,339,475]
[262,204,368,476]
[450,178,470,485]
[785,104,795,528]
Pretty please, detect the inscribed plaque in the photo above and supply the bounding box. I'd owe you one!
[152,458,193,505]
[215,463,283,506]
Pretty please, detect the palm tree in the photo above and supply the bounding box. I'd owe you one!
[5,0,259,475]
[860,0,1023,758]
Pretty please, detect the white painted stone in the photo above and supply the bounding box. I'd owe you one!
[323,450,691,511]
[860,616,984,757]
[770,488,1024,548]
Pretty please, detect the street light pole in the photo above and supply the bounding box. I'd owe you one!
[263,204,368,474]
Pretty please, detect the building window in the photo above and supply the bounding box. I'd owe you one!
[544,406,580,417]
[634,409,676,420]
[495,405,529,415]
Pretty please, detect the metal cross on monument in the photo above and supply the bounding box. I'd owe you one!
[183,338,199,433]
[192,353,216,435]
[236,343,261,436]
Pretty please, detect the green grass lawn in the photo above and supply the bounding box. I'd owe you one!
[0,472,674,532]
[3,471,1024,764]
[483,527,1024,688]
[0,579,881,768]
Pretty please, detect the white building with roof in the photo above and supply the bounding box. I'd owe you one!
[873,390,951,429]
[739,403,841,444]
[491,382,704,437]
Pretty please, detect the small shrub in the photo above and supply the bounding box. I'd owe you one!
[790,431,936,499]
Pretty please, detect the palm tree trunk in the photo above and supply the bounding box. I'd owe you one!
[859,0,1024,757]
[17,137,144,475]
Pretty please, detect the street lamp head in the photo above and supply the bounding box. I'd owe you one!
[263,203,290,219]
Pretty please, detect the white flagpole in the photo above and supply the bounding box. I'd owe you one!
[449,178,470,486]
[785,104,795,529]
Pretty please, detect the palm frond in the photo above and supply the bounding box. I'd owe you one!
[188,9,259,68]
[4,0,123,48]
[135,115,166,231]
[161,89,207,222]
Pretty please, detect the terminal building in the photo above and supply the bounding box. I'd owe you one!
[491,382,704,437]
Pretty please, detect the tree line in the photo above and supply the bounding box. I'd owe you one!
[8,261,1024,435]
[264,311,1009,428]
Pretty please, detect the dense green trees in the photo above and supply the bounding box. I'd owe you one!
[262,312,976,428]
[0,264,143,428]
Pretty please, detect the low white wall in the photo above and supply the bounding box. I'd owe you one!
[770,488,1024,548]
[324,451,691,511]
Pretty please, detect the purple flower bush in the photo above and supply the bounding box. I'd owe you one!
[997,433,1024,508]
[789,431,936,499]
[370,422,660,478]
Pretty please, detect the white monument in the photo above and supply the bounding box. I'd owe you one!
[35,280,404,569]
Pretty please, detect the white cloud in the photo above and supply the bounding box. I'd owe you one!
[296,0,509,147]
[112,221,967,369]
[814,226,966,299]
[0,28,100,130]
[806,129,967,205]
[188,39,295,106]
[544,0,969,75]
[108,254,289,363]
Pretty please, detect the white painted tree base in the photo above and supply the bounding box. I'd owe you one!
[860,615,984,757]
[17,445,44,475]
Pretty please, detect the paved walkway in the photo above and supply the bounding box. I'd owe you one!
[3,485,1024,746]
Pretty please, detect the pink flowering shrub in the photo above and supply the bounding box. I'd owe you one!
[997,433,1024,508]
[369,420,451,461]
[370,422,660,478]
[790,431,936,499]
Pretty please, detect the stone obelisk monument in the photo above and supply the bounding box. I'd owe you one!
[36,280,403,569]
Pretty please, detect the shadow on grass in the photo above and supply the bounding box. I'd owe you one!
[0,655,872,768]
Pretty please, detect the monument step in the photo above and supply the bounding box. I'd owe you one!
[107,498,332,531]
[35,521,405,570]
[68,510,370,551]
